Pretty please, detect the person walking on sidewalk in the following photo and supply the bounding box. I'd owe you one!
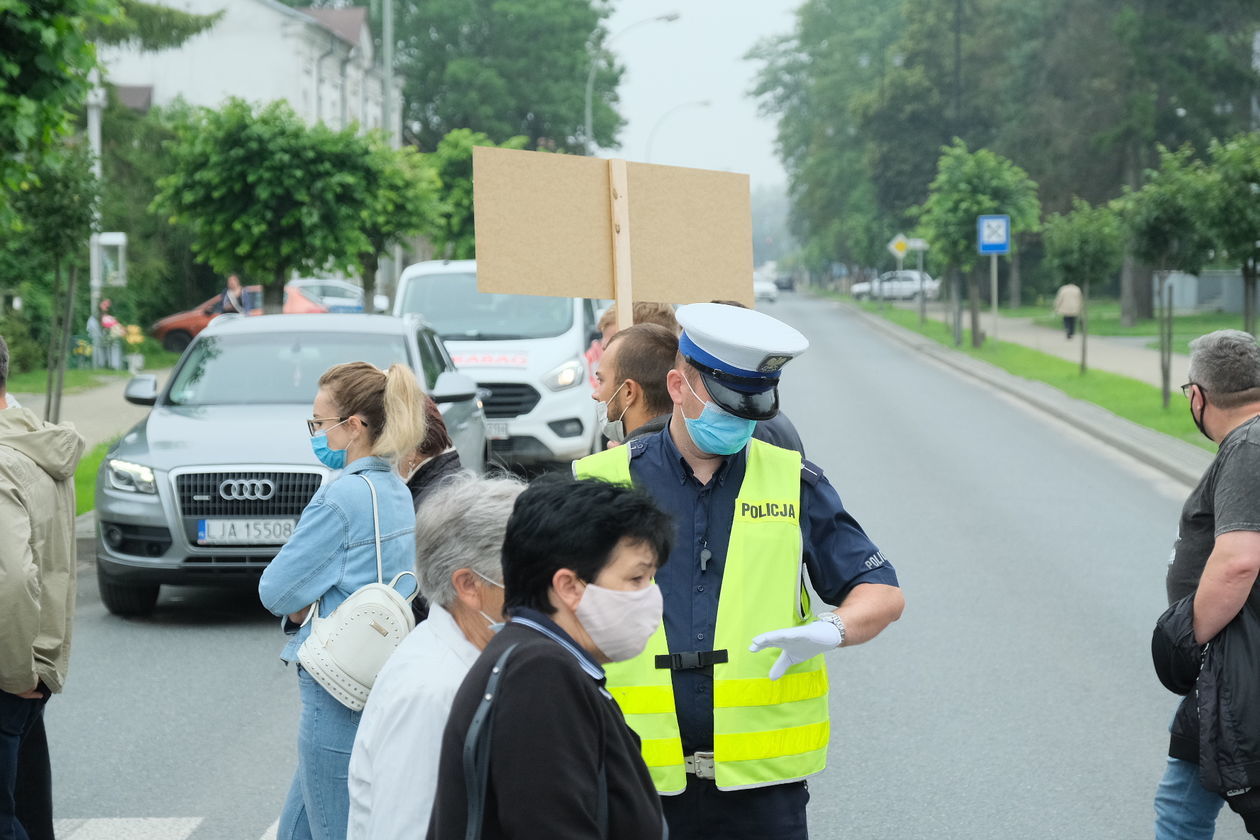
[0,335,85,840]
[1154,330,1260,838]
[259,362,426,840]
[1053,282,1083,339]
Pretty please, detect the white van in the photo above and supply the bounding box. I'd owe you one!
[393,260,603,465]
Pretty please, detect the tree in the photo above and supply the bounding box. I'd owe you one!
[154,99,373,306]
[354,138,443,306]
[1042,199,1123,372]
[0,0,108,221]
[3,144,99,421]
[395,0,624,152]
[94,0,221,50]
[424,128,528,260]
[1119,145,1214,404]
[1203,133,1260,336]
[917,140,1040,347]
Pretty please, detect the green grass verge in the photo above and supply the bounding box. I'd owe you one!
[7,368,129,395]
[74,438,116,516]
[837,297,1213,452]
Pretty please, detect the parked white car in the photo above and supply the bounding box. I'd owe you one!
[852,270,939,301]
[753,278,779,304]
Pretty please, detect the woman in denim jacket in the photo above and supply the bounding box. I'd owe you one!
[260,362,425,840]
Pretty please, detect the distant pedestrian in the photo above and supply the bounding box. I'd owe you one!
[346,473,523,840]
[1053,282,1083,339]
[0,334,85,840]
[221,274,248,315]
[1153,330,1260,838]
[259,362,426,840]
[427,478,671,840]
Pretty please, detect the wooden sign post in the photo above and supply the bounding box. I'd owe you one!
[472,147,754,330]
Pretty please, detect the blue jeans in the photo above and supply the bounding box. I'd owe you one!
[278,668,361,840]
[1155,755,1225,839]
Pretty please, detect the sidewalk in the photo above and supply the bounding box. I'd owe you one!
[847,302,1212,486]
[12,369,171,450]
[914,302,1188,390]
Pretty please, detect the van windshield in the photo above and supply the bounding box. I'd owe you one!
[398,272,573,341]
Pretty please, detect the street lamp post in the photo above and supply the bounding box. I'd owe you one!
[645,100,710,163]
[584,12,679,155]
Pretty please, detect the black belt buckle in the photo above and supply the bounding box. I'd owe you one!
[655,650,729,671]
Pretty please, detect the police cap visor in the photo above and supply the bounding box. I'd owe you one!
[696,370,780,421]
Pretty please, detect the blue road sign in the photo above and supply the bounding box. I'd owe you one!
[977,215,1011,255]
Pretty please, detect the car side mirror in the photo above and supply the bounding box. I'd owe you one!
[124,375,159,406]
[430,370,478,405]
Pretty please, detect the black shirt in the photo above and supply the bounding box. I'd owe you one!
[427,610,665,840]
[1166,416,1260,604]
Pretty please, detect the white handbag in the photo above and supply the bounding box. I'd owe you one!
[297,474,417,711]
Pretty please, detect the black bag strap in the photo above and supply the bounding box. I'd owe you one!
[462,643,517,840]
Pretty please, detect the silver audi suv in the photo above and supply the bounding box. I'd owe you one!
[94,313,486,616]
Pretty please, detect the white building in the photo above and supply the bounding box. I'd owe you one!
[99,0,402,143]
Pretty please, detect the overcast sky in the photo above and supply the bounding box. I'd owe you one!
[604,0,799,191]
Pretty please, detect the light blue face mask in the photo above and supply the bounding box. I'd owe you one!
[682,377,757,455]
[309,417,351,469]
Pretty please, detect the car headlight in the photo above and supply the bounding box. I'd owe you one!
[543,358,584,392]
[107,459,157,494]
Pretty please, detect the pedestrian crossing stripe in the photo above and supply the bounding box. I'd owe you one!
[54,818,278,840]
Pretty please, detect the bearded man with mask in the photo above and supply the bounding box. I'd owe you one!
[594,324,679,445]
[1155,330,1260,839]
[574,302,905,839]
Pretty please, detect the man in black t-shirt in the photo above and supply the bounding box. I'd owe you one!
[1156,330,1260,839]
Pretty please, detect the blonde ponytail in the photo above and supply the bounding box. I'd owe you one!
[374,363,426,460]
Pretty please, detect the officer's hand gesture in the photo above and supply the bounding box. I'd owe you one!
[749,621,842,680]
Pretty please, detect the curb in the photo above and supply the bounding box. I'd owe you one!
[837,301,1213,488]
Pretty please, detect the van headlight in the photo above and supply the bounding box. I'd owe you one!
[107,459,157,494]
[543,358,584,391]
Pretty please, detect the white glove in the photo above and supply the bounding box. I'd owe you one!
[749,621,842,681]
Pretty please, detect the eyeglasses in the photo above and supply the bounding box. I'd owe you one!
[306,416,348,436]
[1180,382,1198,399]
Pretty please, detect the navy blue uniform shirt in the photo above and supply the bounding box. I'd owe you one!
[626,427,898,755]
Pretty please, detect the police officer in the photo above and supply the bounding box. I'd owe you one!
[574,303,904,839]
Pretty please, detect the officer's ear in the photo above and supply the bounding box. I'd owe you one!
[665,368,689,408]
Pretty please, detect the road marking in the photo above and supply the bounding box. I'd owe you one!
[55,818,203,840]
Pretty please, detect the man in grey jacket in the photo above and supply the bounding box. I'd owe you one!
[0,335,84,840]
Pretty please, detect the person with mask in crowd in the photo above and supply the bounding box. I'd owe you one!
[0,335,84,840]
[400,395,462,513]
[1154,330,1260,838]
[574,302,904,840]
[259,362,426,840]
[347,473,523,840]
[427,478,671,840]
[594,324,679,445]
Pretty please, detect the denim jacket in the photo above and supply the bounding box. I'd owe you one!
[259,456,416,663]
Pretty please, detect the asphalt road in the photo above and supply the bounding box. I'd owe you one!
[46,291,1244,839]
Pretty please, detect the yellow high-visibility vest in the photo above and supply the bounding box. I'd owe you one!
[575,438,830,793]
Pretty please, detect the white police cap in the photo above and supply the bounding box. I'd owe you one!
[675,302,809,420]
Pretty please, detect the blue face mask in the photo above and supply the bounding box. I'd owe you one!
[682,378,757,455]
[310,430,347,469]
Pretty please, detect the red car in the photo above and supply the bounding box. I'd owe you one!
[151,286,264,352]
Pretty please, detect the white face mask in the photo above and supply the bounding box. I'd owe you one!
[473,569,504,630]
[574,581,663,662]
[595,381,630,444]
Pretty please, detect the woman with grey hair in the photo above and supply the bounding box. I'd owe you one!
[345,473,524,840]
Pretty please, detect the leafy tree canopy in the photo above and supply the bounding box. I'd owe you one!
[424,128,527,260]
[1042,199,1123,291]
[1118,145,1213,276]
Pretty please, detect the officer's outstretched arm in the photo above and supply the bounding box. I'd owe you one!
[749,583,904,680]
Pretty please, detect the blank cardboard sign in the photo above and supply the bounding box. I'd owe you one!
[472,146,753,306]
